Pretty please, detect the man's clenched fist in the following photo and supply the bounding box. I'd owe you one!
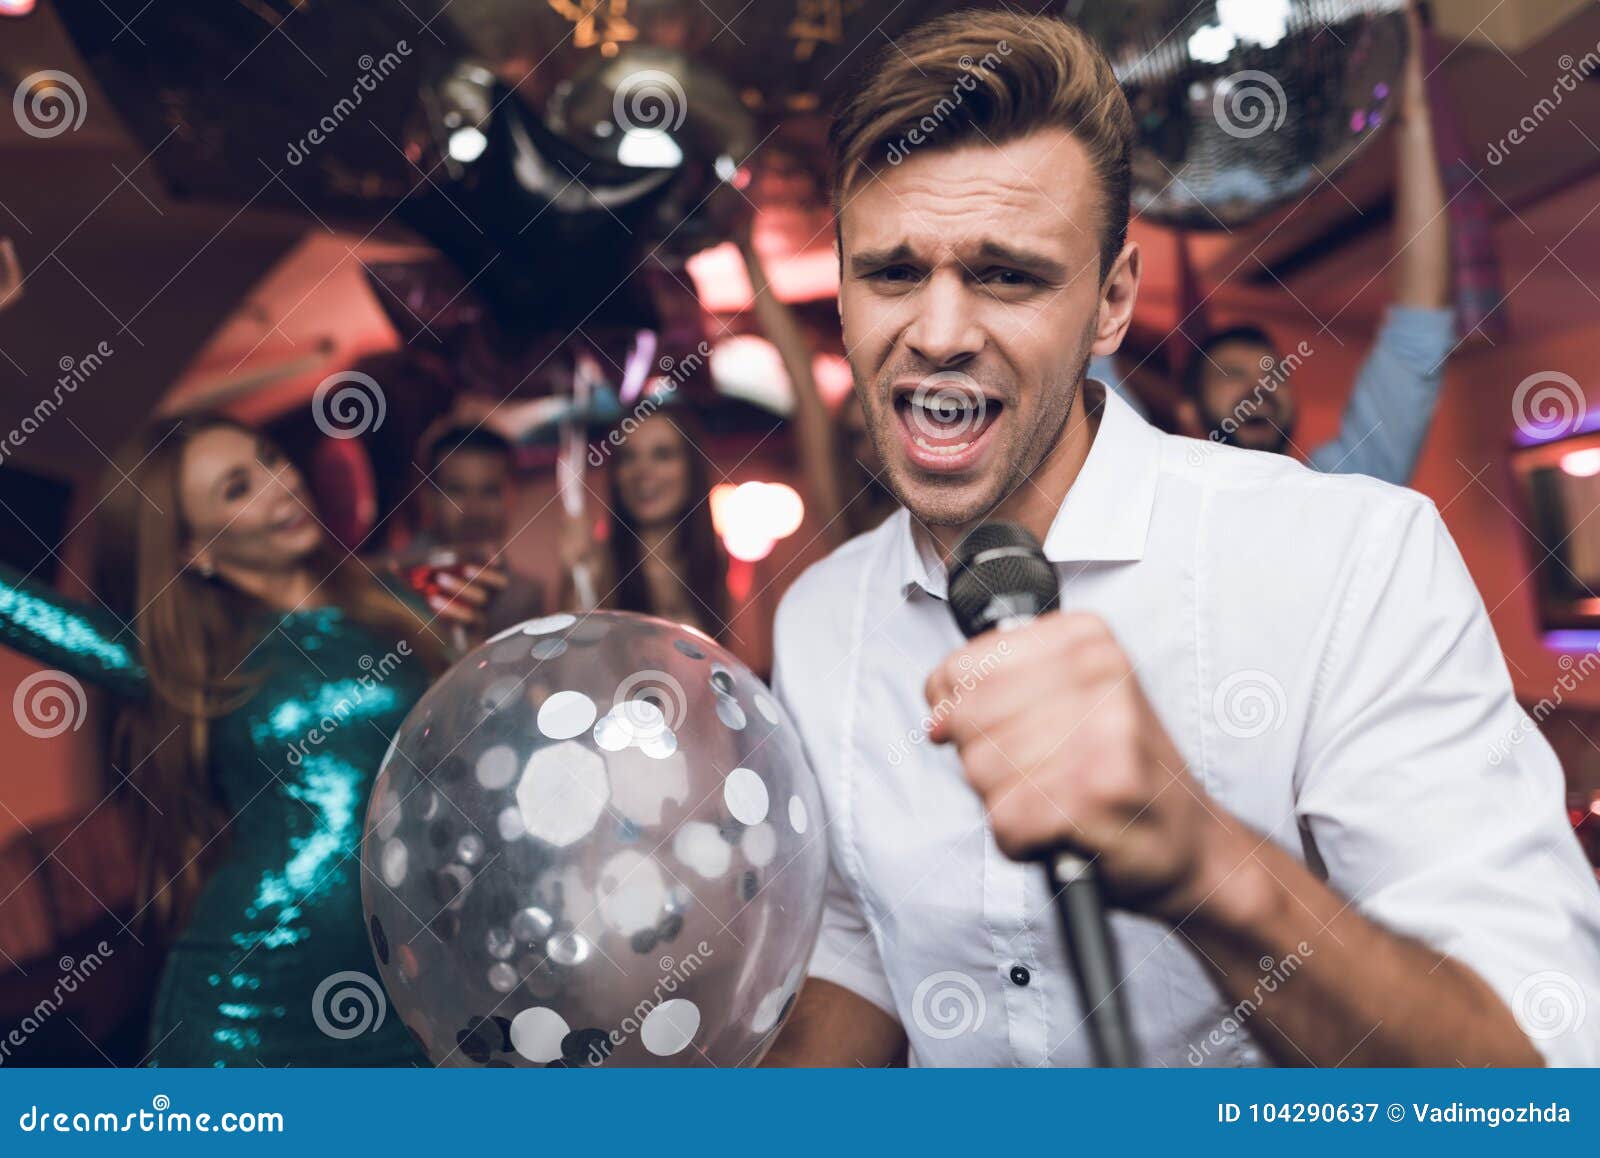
[925,611,1239,921]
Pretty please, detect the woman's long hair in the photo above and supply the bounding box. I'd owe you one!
[604,407,730,639]
[89,414,447,935]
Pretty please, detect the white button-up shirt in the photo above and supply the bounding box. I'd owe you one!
[771,382,1600,1067]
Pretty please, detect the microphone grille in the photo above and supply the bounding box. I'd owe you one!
[947,522,1059,638]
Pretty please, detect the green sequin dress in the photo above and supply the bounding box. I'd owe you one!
[0,564,431,1066]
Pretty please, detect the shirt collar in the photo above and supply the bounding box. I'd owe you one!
[893,380,1162,599]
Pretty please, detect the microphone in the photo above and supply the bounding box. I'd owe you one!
[946,522,1139,1067]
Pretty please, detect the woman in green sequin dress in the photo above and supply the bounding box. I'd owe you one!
[0,415,493,1066]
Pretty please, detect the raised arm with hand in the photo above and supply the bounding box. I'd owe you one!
[736,226,849,548]
[0,561,147,701]
[1392,1,1450,313]
[1308,2,1453,483]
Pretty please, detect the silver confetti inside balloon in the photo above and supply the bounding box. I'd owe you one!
[360,611,827,1067]
[1075,0,1407,229]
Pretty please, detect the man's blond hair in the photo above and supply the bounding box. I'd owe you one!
[828,9,1134,277]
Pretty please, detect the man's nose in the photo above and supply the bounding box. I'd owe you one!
[904,272,983,368]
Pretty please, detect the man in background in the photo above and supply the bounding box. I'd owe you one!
[1096,0,1451,486]
[411,424,546,637]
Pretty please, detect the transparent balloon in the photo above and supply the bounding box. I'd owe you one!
[1075,0,1408,229]
[360,611,827,1067]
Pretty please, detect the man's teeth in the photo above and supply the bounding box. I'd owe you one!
[913,433,974,455]
[914,398,980,422]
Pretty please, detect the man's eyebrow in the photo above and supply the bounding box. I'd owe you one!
[848,240,1070,281]
[972,240,1067,281]
[848,243,915,274]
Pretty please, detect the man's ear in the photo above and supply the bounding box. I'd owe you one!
[1091,241,1140,358]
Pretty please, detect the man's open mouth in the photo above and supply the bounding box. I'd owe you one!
[893,377,1004,472]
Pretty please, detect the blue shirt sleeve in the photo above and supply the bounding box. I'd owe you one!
[1306,305,1455,484]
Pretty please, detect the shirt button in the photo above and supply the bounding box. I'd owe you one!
[1009,964,1031,987]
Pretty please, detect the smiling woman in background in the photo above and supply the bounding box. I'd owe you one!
[561,406,730,644]
[0,414,500,1067]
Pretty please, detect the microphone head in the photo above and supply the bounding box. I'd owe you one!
[947,522,1060,638]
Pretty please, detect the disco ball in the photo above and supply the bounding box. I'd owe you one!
[1076,0,1408,229]
[360,611,827,1067]
[546,46,758,258]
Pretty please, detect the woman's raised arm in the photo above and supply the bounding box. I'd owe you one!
[0,562,148,701]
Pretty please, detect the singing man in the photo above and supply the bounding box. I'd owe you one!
[764,10,1600,1067]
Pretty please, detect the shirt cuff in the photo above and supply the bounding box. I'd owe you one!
[807,935,899,1021]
